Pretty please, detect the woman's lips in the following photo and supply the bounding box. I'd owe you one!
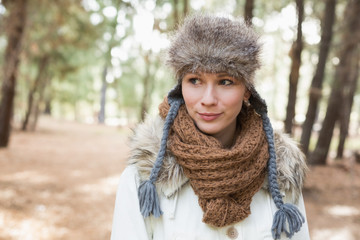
[198,113,222,121]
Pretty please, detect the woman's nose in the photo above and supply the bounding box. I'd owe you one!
[201,85,218,106]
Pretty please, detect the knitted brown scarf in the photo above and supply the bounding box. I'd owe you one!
[159,99,269,227]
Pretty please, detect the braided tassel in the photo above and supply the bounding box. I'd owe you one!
[250,88,304,239]
[261,113,305,239]
[138,97,183,218]
[138,180,162,217]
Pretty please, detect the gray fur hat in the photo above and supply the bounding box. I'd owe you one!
[167,14,261,88]
[137,14,305,240]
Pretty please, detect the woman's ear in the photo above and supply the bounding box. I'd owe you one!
[244,89,251,101]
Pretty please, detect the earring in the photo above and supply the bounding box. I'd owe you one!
[244,100,250,107]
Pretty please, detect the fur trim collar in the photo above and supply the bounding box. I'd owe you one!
[128,115,308,203]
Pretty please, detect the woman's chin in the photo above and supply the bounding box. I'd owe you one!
[196,124,220,136]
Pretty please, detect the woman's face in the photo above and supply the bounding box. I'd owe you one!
[182,72,251,144]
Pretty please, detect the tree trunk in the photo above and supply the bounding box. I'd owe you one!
[244,0,254,25]
[173,0,179,28]
[309,0,360,165]
[98,65,108,124]
[0,0,27,147]
[284,0,304,135]
[97,0,121,124]
[183,0,189,17]
[140,53,152,121]
[29,74,49,131]
[22,56,48,131]
[29,98,41,131]
[300,0,337,155]
[44,98,51,115]
[336,48,359,159]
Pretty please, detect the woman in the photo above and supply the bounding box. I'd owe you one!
[111,14,310,240]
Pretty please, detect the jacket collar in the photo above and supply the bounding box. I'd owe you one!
[128,115,308,203]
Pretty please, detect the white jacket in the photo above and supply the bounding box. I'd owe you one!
[111,116,311,240]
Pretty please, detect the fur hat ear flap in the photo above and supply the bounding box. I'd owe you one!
[167,84,183,103]
[248,85,268,115]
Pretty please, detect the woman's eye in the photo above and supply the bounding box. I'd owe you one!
[189,78,200,84]
[220,79,233,85]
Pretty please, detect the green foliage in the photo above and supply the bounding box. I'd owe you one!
[12,0,104,122]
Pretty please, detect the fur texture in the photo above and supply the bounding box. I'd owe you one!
[128,115,308,203]
[166,14,261,87]
[128,115,187,197]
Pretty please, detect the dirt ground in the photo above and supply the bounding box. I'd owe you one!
[0,116,359,240]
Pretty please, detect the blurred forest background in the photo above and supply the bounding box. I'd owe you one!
[0,0,359,239]
[1,0,360,162]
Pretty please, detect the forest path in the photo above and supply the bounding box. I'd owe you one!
[0,116,129,240]
[0,116,359,240]
[304,160,360,240]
